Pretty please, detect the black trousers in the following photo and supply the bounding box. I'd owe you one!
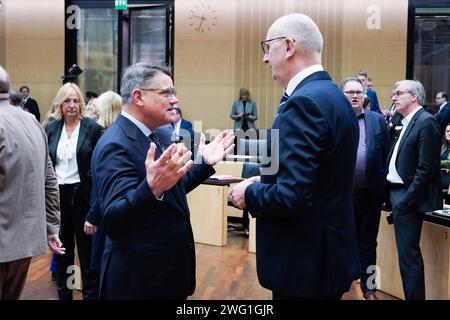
[390,188,425,300]
[54,183,99,300]
[352,191,382,293]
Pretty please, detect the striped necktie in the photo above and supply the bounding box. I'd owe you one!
[149,132,165,153]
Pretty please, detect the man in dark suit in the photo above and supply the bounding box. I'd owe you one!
[229,13,360,300]
[434,91,449,138]
[386,80,442,300]
[91,62,234,300]
[341,77,389,300]
[19,85,40,122]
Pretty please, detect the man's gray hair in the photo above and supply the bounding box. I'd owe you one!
[394,80,426,106]
[0,65,10,94]
[271,13,323,56]
[340,77,365,91]
[120,62,172,104]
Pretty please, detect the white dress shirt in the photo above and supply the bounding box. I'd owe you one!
[285,64,324,96]
[55,122,81,185]
[386,106,422,184]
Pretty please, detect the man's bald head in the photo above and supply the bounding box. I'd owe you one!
[268,13,323,61]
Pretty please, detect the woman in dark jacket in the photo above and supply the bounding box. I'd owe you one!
[45,82,103,300]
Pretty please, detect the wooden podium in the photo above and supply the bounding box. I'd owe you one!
[377,211,450,299]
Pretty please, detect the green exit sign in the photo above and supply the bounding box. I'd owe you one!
[115,0,127,10]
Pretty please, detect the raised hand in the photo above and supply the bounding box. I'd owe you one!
[198,130,235,166]
[146,143,193,197]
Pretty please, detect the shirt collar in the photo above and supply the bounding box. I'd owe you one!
[121,110,152,137]
[401,106,422,126]
[285,64,324,96]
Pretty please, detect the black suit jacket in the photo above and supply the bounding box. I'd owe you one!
[361,110,390,204]
[91,115,215,299]
[386,108,442,213]
[23,97,40,122]
[245,71,360,298]
[45,117,104,208]
[435,102,450,137]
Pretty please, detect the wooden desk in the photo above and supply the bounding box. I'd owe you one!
[187,178,243,247]
[377,211,450,299]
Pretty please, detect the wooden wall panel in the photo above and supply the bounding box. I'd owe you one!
[0,1,6,66]
[3,0,64,119]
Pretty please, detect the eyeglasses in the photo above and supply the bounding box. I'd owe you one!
[391,90,410,98]
[140,87,177,99]
[344,90,364,96]
[260,36,295,54]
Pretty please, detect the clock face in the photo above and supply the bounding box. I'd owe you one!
[188,3,218,33]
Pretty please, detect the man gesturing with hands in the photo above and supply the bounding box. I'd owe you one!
[91,63,233,300]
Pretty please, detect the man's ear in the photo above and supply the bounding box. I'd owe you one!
[131,88,144,106]
[284,38,296,59]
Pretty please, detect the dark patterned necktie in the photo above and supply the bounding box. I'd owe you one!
[149,132,165,153]
[277,92,289,114]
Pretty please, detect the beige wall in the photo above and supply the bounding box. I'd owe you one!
[175,0,408,130]
[0,0,6,66]
[2,0,64,120]
[1,0,408,127]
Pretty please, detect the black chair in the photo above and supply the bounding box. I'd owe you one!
[228,162,260,237]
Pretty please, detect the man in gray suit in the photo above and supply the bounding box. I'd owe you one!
[0,66,65,300]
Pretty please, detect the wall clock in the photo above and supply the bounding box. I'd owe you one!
[188,3,218,33]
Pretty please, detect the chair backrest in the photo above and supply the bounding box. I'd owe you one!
[242,162,261,178]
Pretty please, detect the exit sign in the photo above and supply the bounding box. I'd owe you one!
[115,0,127,10]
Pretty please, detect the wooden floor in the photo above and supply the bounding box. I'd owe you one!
[20,230,397,300]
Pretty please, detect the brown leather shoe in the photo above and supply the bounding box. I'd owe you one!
[363,291,378,300]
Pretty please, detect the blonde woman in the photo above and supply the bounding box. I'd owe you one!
[45,82,103,300]
[95,91,122,129]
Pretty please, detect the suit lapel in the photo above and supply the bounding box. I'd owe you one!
[76,118,88,154]
[50,120,64,163]
[396,109,423,156]
[364,112,374,164]
[116,115,152,159]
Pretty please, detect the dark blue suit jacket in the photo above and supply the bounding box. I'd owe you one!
[245,71,360,298]
[365,88,381,114]
[91,114,214,299]
[85,122,176,272]
[360,110,390,204]
[435,102,450,137]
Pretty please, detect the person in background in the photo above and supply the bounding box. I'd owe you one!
[356,71,381,114]
[95,91,122,129]
[435,91,449,138]
[172,106,194,153]
[386,80,441,300]
[229,13,360,300]
[230,87,258,132]
[19,85,41,121]
[440,123,450,190]
[341,77,389,300]
[45,82,103,300]
[9,91,22,107]
[92,62,234,299]
[0,66,64,300]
